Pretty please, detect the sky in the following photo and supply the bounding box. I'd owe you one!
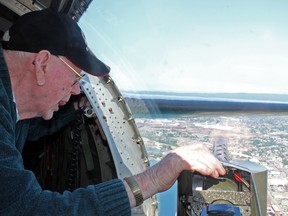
[79,0,288,94]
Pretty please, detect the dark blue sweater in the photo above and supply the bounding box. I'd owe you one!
[0,47,131,216]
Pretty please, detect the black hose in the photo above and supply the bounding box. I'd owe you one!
[66,113,83,191]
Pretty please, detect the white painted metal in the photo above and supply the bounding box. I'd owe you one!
[80,73,158,216]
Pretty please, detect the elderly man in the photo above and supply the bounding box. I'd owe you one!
[0,9,225,215]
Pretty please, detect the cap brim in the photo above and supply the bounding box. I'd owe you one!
[68,48,110,76]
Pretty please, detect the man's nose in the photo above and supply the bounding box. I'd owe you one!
[71,82,81,95]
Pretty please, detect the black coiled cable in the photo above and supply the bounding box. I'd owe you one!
[66,112,83,191]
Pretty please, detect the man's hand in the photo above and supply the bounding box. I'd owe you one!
[150,143,226,192]
[125,143,226,207]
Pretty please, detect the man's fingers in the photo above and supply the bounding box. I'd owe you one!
[174,144,226,178]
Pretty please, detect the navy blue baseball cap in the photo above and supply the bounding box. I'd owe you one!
[1,9,110,76]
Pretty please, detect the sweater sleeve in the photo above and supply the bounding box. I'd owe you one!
[0,141,131,216]
[0,105,131,215]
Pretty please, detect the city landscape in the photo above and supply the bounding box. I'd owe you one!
[135,114,288,215]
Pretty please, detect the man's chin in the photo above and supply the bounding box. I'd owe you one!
[42,114,53,120]
[42,106,59,120]
[42,110,56,120]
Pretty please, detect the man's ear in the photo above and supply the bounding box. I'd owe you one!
[34,50,51,86]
